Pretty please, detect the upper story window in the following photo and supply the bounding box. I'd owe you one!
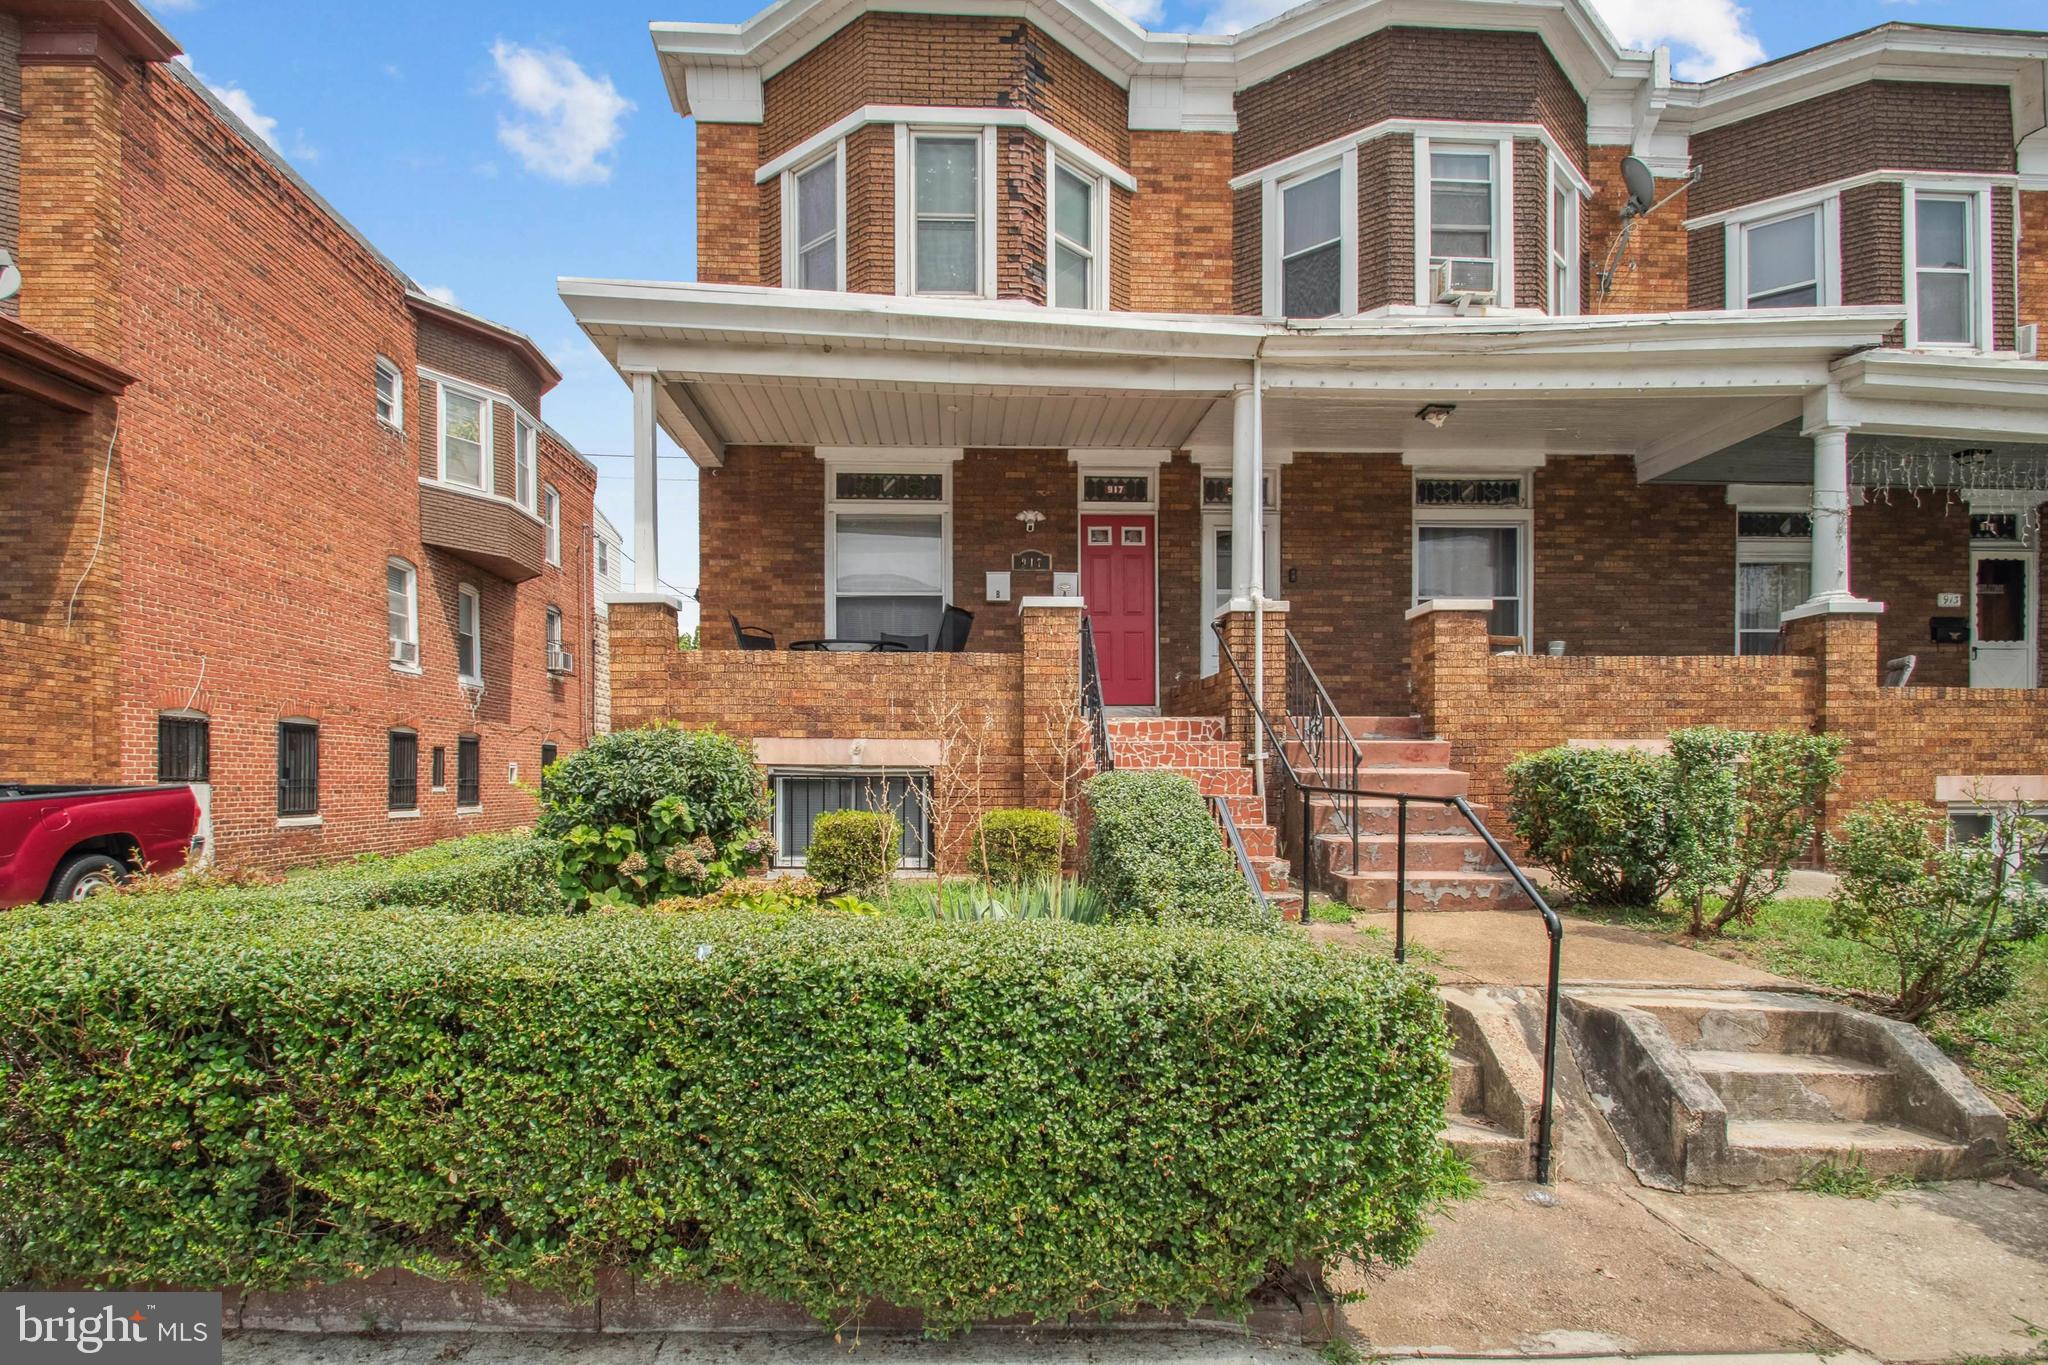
[542,485,561,564]
[1427,145,1498,297]
[784,146,843,291]
[1050,159,1103,310]
[387,557,419,670]
[911,133,984,297]
[595,536,610,579]
[1909,190,1980,348]
[1280,166,1343,318]
[374,357,403,429]
[437,381,491,490]
[1742,208,1823,309]
[514,416,537,512]
[545,606,566,672]
[1549,172,1580,317]
[456,583,482,684]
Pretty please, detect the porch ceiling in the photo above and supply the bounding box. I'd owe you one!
[1653,423,2048,487]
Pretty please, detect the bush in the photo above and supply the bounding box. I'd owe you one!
[1506,746,1676,905]
[1670,727,1842,936]
[1826,800,2048,1022]
[971,809,1074,884]
[1083,771,1274,934]
[536,725,772,908]
[0,903,1465,1330]
[108,832,564,916]
[804,810,900,896]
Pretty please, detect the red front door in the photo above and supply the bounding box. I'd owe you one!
[1081,513,1156,706]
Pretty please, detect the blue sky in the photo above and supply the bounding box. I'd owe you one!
[152,0,2047,624]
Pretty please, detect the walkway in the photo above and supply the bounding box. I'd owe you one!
[1308,910,1795,989]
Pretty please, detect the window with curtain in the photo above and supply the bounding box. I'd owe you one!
[831,513,946,642]
[1429,147,1495,290]
[1415,525,1522,638]
[1743,210,1820,308]
[1914,194,1974,345]
[913,135,980,295]
[1051,163,1096,309]
[1736,509,1812,655]
[439,384,487,488]
[1280,167,1341,318]
[794,151,839,290]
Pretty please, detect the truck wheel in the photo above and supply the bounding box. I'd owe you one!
[49,853,127,902]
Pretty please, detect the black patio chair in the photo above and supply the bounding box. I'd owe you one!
[729,612,776,651]
[880,631,931,652]
[936,605,974,653]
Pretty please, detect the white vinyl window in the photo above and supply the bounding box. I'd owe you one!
[826,467,950,644]
[437,382,490,490]
[1428,145,1498,296]
[386,558,418,670]
[1411,475,1530,645]
[1735,507,1813,655]
[543,485,560,565]
[1279,166,1343,318]
[1050,159,1102,310]
[456,583,482,684]
[912,134,982,296]
[1549,172,1579,316]
[1910,192,1977,347]
[514,416,537,512]
[1741,208,1822,309]
[787,147,843,291]
[545,605,564,661]
[374,357,403,429]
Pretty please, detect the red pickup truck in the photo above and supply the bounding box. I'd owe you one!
[0,783,204,906]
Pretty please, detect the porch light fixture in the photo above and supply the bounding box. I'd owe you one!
[1015,510,1046,533]
[1416,404,1457,429]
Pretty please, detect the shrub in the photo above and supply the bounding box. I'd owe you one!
[1825,800,2048,1022]
[971,809,1074,884]
[1505,746,1676,905]
[1670,727,1842,936]
[652,877,882,919]
[107,832,564,916]
[884,875,1108,924]
[536,725,772,908]
[1083,771,1274,934]
[0,903,1465,1330]
[804,810,900,896]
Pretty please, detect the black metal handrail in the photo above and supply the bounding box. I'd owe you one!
[1210,794,1270,916]
[1079,615,1113,773]
[1285,630,1363,836]
[1213,621,1563,1185]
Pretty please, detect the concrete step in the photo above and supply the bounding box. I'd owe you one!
[1349,766,1469,799]
[1106,717,1226,742]
[1723,1118,1974,1184]
[1284,737,1452,770]
[1449,1052,1484,1115]
[1111,737,1248,772]
[1235,821,1277,860]
[1345,715,1425,738]
[1333,868,1535,912]
[1442,1114,1530,1182]
[1318,831,1499,875]
[1252,854,1291,893]
[1313,797,1475,837]
[1689,1049,1897,1124]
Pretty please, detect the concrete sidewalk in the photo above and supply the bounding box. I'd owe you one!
[1308,910,1795,989]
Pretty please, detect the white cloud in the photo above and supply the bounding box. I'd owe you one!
[421,284,460,306]
[1585,0,1766,81]
[489,40,633,186]
[175,56,328,164]
[1191,0,1299,34]
[1100,0,1166,24]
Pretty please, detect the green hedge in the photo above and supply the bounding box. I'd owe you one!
[971,808,1073,883]
[1083,771,1275,934]
[109,832,563,916]
[1506,746,1676,906]
[804,810,901,895]
[0,904,1462,1330]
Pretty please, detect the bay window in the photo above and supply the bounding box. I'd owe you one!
[1279,166,1342,318]
[1549,175,1579,316]
[826,467,950,643]
[1427,145,1497,295]
[1910,191,1977,347]
[1050,159,1100,310]
[437,382,489,490]
[788,147,842,291]
[912,134,982,296]
[1741,208,1822,309]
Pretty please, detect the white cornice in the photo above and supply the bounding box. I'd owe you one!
[756,105,1137,189]
[1683,168,2020,231]
[1228,117,1596,192]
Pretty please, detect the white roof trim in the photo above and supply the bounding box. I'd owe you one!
[756,104,1137,189]
[1684,167,2019,231]
[1228,116,1595,194]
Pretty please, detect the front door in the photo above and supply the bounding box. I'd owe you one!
[1971,549,2037,688]
[1081,513,1156,706]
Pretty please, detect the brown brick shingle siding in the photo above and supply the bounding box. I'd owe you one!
[696,122,760,285]
[1357,134,1415,310]
[2023,191,2048,357]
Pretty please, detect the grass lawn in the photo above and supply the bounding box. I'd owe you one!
[1563,896,2048,1170]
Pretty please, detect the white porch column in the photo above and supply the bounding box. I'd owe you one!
[630,370,659,594]
[1807,423,1855,604]
[1229,381,1260,608]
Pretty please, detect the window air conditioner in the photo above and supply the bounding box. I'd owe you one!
[390,639,418,667]
[547,648,575,676]
[1431,258,1497,305]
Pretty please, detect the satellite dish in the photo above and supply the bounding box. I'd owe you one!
[1620,155,1657,218]
[0,249,20,303]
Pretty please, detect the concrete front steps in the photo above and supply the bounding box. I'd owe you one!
[1442,986,1549,1181]
[1564,988,2008,1190]
[1104,716,1301,920]
[1298,716,1532,913]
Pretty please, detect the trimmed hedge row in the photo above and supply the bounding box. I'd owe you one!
[1083,771,1275,934]
[113,832,563,916]
[0,904,1461,1329]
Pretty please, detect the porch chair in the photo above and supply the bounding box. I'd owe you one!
[879,631,931,652]
[729,612,776,651]
[1882,654,1918,688]
[936,605,975,653]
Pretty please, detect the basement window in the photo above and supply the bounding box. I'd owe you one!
[772,770,932,870]
[388,730,419,813]
[1947,807,2048,886]
[157,713,210,783]
[277,720,319,819]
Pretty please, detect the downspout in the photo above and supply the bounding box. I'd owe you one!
[1250,352,1267,799]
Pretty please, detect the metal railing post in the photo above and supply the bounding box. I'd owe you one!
[1395,796,1408,964]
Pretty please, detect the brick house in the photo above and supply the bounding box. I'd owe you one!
[0,0,598,875]
[566,0,2048,891]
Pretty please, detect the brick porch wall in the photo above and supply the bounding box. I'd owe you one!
[0,619,114,782]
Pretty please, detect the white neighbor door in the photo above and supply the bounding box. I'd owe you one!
[1970,548,2037,689]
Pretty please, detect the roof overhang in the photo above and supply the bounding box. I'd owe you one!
[0,314,134,412]
[407,290,564,394]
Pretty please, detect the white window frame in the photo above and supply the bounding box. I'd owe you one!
[435,378,494,493]
[1046,149,1109,311]
[781,140,847,292]
[542,484,561,566]
[456,583,483,685]
[1260,149,1358,317]
[1415,136,1511,307]
[1724,197,1840,311]
[545,604,564,663]
[1732,491,1814,656]
[896,126,996,300]
[1903,183,1993,352]
[823,459,954,640]
[1547,157,1581,317]
[1410,471,1533,650]
[1199,471,1281,676]
[1946,805,2048,888]
[386,557,420,673]
[514,416,537,513]
[374,356,404,430]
